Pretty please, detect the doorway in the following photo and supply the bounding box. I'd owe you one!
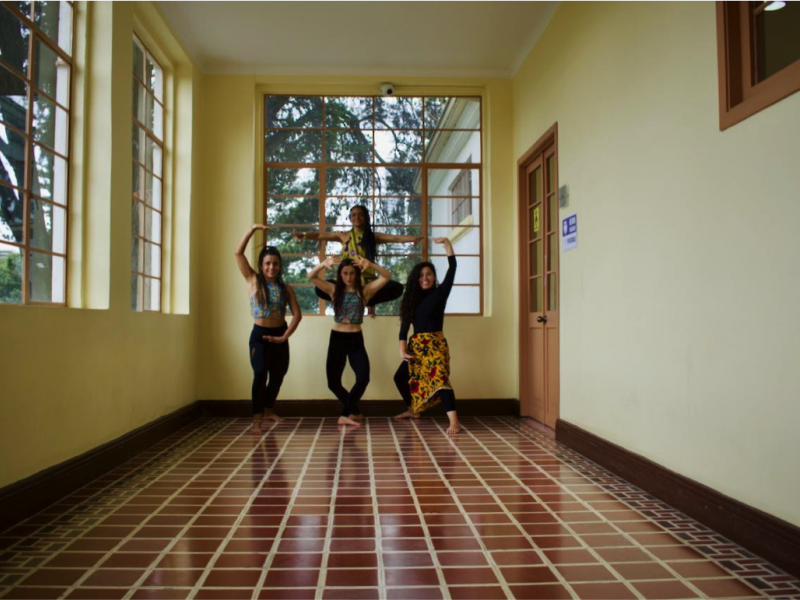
[517,124,559,427]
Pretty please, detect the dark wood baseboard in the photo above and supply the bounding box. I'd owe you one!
[0,402,201,534]
[556,419,800,579]
[199,399,520,418]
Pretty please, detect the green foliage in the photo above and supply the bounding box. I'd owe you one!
[0,252,22,303]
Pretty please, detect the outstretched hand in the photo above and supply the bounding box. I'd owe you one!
[252,224,269,231]
[432,237,449,244]
[353,256,372,271]
[322,256,341,270]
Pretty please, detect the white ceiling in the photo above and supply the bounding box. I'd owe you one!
[157,1,559,78]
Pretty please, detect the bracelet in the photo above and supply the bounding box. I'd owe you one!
[301,232,307,239]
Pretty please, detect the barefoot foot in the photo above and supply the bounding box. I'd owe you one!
[350,414,364,422]
[446,412,461,435]
[338,415,361,427]
[264,410,285,423]
[252,416,264,434]
[394,410,420,421]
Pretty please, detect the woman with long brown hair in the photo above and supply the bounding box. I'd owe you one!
[235,224,302,433]
[394,238,460,434]
[308,255,391,426]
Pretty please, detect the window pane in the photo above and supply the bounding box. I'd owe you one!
[425,130,481,163]
[445,286,479,314]
[373,197,422,226]
[31,143,67,205]
[145,136,162,174]
[145,276,160,311]
[0,187,24,243]
[132,200,144,237]
[146,92,163,140]
[755,2,800,82]
[133,37,145,81]
[28,250,64,302]
[292,285,320,314]
[0,65,28,131]
[32,92,69,155]
[267,197,320,226]
[281,255,317,284]
[428,198,480,226]
[431,255,479,284]
[34,38,70,107]
[131,236,142,273]
[324,197,364,227]
[324,130,372,163]
[326,167,372,196]
[0,5,30,77]
[325,97,373,129]
[144,207,161,242]
[145,171,162,209]
[267,168,319,196]
[424,97,481,130]
[372,254,420,287]
[34,1,73,54]
[375,97,422,129]
[266,96,322,128]
[429,226,480,255]
[375,167,421,197]
[374,130,422,163]
[0,125,26,189]
[145,241,160,277]
[131,273,142,310]
[428,168,479,197]
[266,226,320,254]
[29,197,65,254]
[530,277,542,312]
[145,54,163,101]
[266,129,322,163]
[132,122,144,164]
[0,243,22,303]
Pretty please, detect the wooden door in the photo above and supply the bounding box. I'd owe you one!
[518,126,559,428]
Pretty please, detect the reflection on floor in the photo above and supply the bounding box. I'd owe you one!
[1,417,798,600]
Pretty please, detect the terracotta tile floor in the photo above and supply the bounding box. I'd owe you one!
[1,417,799,600]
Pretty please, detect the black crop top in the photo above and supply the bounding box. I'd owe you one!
[399,255,457,341]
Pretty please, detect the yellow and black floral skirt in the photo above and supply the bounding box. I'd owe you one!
[408,331,452,414]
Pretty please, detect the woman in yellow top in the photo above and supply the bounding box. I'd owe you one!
[292,204,421,312]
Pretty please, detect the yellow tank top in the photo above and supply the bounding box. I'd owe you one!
[340,228,377,283]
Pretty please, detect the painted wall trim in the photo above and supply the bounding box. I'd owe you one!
[556,419,800,579]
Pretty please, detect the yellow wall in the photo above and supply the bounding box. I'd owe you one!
[513,2,800,527]
[196,76,518,403]
[0,3,200,488]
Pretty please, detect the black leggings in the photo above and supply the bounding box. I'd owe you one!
[394,361,457,413]
[249,324,290,415]
[315,279,403,307]
[327,330,370,416]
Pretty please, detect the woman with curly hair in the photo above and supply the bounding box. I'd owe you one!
[235,224,303,433]
[393,238,460,434]
[308,255,392,426]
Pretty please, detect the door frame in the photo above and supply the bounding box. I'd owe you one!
[517,122,559,424]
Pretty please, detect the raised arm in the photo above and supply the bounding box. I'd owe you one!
[234,224,269,282]
[292,230,349,243]
[374,232,424,245]
[433,237,457,299]
[357,257,392,303]
[307,256,339,297]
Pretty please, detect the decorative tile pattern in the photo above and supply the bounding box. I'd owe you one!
[0,416,797,600]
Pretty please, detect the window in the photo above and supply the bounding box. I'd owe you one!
[264,95,483,315]
[131,35,164,311]
[717,1,800,130]
[0,1,74,305]
[449,167,472,225]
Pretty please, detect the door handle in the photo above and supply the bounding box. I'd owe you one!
[536,315,547,323]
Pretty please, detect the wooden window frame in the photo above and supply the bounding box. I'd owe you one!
[449,167,472,225]
[0,1,75,306]
[717,1,800,130]
[131,34,164,312]
[263,94,483,317]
